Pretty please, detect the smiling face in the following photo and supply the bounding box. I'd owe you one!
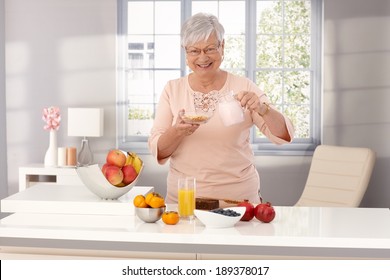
[185,33,224,78]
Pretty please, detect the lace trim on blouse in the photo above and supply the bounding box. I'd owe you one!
[193,90,221,113]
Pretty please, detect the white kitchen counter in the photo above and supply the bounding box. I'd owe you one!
[1,184,390,259]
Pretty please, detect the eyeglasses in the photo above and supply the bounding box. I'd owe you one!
[185,43,221,57]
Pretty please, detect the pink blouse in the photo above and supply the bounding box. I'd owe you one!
[148,73,294,203]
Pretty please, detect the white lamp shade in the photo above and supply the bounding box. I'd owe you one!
[68,108,104,137]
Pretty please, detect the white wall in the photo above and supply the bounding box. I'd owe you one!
[4,0,118,193]
[0,0,7,201]
[323,0,390,207]
[2,0,390,207]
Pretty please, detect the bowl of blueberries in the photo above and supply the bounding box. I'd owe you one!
[194,207,246,228]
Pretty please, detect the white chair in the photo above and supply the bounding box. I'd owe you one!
[295,145,375,207]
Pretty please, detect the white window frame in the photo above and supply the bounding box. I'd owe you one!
[117,0,323,155]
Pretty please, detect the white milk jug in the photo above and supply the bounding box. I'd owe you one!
[218,90,244,126]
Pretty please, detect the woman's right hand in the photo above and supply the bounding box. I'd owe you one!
[175,109,200,136]
[156,109,200,160]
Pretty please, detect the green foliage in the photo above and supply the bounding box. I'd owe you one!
[128,107,153,120]
[223,0,312,139]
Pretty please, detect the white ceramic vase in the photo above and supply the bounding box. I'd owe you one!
[44,130,58,167]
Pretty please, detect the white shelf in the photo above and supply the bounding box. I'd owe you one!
[19,164,83,191]
[1,184,154,216]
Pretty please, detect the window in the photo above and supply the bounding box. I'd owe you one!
[117,0,322,154]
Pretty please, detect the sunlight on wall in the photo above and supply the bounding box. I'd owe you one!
[324,16,390,91]
[5,42,30,74]
[58,35,115,70]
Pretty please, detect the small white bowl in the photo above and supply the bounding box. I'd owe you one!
[76,164,143,200]
[180,110,213,124]
[194,207,246,228]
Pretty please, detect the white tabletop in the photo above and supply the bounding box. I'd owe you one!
[1,184,390,258]
[1,184,154,216]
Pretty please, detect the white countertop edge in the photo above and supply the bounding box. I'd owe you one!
[1,226,389,250]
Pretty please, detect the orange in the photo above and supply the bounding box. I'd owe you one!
[145,192,165,208]
[162,211,180,225]
[133,195,148,208]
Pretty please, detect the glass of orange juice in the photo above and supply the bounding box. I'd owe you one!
[178,177,196,219]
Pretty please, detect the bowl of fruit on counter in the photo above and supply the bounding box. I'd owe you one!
[194,207,246,228]
[76,149,143,199]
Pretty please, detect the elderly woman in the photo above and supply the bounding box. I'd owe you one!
[148,13,294,204]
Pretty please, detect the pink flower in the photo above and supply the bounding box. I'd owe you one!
[42,106,61,131]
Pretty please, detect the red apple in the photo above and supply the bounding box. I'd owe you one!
[121,164,137,185]
[238,200,255,221]
[106,149,126,168]
[101,163,111,175]
[104,165,124,186]
[254,202,276,223]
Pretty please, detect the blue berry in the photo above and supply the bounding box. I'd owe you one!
[210,209,240,217]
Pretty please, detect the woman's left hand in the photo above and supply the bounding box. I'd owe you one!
[235,91,261,112]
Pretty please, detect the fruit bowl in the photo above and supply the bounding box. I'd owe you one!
[194,207,246,228]
[180,110,214,124]
[135,206,166,223]
[76,164,143,200]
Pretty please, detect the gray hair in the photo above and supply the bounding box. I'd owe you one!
[181,13,225,47]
